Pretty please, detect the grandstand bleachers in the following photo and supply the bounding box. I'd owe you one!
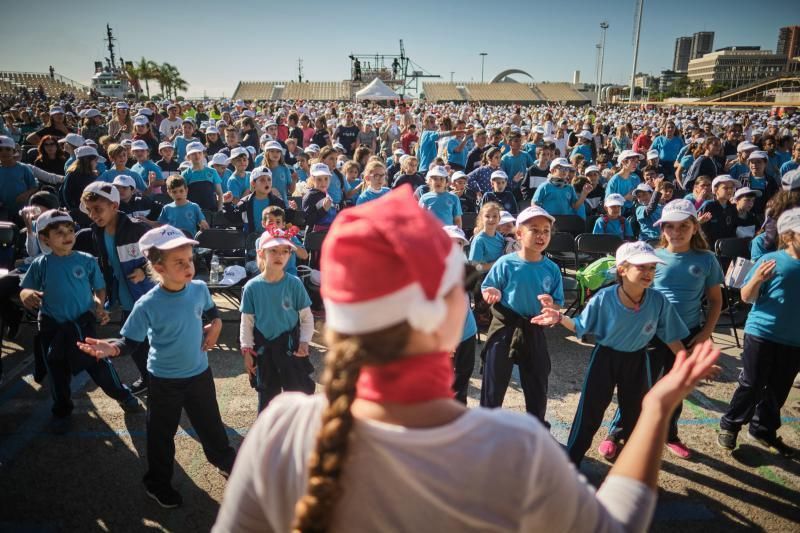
[422,81,590,104]
[534,82,588,103]
[0,71,91,99]
[233,81,352,101]
[423,83,465,102]
[464,83,538,102]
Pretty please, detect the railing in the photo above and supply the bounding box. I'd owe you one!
[0,71,90,91]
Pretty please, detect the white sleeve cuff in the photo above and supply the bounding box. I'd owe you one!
[298,307,314,343]
[240,313,255,348]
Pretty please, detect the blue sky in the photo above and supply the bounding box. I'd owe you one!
[1,0,797,97]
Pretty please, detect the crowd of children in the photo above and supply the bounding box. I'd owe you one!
[1,97,799,522]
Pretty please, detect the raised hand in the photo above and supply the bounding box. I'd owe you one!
[76,337,119,359]
[531,307,561,326]
[482,287,501,305]
[642,340,720,414]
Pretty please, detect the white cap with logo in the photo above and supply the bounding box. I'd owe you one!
[138,225,199,255]
[655,199,697,226]
[36,209,74,234]
[516,205,555,226]
[80,181,120,214]
[616,241,665,266]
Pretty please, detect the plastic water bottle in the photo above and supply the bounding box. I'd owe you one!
[210,255,220,284]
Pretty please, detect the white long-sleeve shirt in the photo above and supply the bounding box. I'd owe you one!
[213,393,656,533]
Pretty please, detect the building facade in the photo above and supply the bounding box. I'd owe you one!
[690,32,715,60]
[777,26,800,72]
[687,48,786,88]
[673,37,692,73]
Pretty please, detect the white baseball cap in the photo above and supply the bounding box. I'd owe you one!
[584,165,600,174]
[549,157,572,170]
[250,166,273,183]
[393,148,406,156]
[712,175,740,189]
[60,133,85,147]
[577,130,593,141]
[258,228,298,250]
[516,205,555,226]
[733,186,762,200]
[736,141,758,153]
[747,150,768,161]
[115,102,129,109]
[36,209,74,234]
[133,116,149,127]
[75,145,98,159]
[138,225,198,255]
[219,265,247,287]
[185,142,205,156]
[0,136,15,149]
[84,109,101,118]
[264,140,285,153]
[646,149,659,160]
[443,225,468,246]
[210,152,231,166]
[655,199,697,226]
[605,193,626,207]
[499,210,516,225]
[305,143,321,153]
[781,169,800,192]
[112,175,137,188]
[310,162,331,176]
[426,165,448,178]
[205,126,219,135]
[616,241,665,266]
[130,140,149,151]
[158,142,174,151]
[777,207,800,234]
[490,170,509,181]
[229,147,249,159]
[49,106,64,115]
[450,170,467,182]
[80,181,120,213]
[619,149,644,161]
[634,183,654,194]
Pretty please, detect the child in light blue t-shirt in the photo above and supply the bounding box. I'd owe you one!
[157,175,209,236]
[419,166,462,227]
[240,227,315,412]
[593,193,634,240]
[534,241,688,465]
[76,225,236,507]
[356,161,390,205]
[469,202,505,268]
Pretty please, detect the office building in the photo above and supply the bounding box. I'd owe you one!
[777,26,800,71]
[690,32,715,60]
[673,37,692,73]
[688,48,785,88]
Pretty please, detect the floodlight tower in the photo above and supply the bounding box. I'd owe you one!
[598,21,609,104]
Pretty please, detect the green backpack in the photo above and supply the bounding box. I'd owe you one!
[575,256,617,305]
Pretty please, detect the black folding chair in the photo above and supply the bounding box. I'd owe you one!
[461,212,478,236]
[553,215,586,237]
[574,233,623,266]
[194,229,248,308]
[627,215,640,240]
[201,209,216,228]
[545,231,577,272]
[285,209,307,234]
[0,222,19,270]
[715,237,752,348]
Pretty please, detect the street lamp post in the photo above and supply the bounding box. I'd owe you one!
[598,21,609,104]
[479,52,488,83]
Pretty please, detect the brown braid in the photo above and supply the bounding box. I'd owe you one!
[292,323,411,533]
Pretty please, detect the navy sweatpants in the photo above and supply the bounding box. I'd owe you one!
[720,334,800,439]
[480,325,550,423]
[452,335,476,404]
[567,344,651,465]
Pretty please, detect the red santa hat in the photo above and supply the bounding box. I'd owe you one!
[321,186,463,335]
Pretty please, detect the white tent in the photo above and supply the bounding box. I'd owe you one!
[355,78,399,101]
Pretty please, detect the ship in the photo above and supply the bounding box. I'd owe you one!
[90,24,133,98]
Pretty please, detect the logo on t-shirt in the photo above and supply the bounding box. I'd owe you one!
[282,295,292,311]
[541,276,553,293]
[688,264,704,278]
[72,265,86,279]
[641,320,657,336]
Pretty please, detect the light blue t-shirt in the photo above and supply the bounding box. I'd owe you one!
[417,130,440,173]
[174,135,199,163]
[182,167,222,187]
[121,281,214,378]
[269,164,292,203]
[255,234,303,276]
[780,160,799,176]
[570,144,593,164]
[294,166,308,182]
[651,135,684,162]
[728,162,750,183]
[605,174,641,211]
[21,251,105,323]
[240,274,311,341]
[653,248,723,329]
[326,170,350,205]
[501,151,534,187]
[743,250,800,347]
[468,231,505,263]
[99,168,147,191]
[446,137,468,167]
[0,163,36,211]
[636,204,662,241]
[157,201,205,235]
[593,216,634,239]
[750,233,769,262]
[482,253,564,318]
[533,181,578,216]
[103,231,135,311]
[356,187,390,205]
[226,172,250,199]
[131,160,162,189]
[572,285,689,351]
[215,168,233,192]
[419,191,462,225]
[461,293,477,342]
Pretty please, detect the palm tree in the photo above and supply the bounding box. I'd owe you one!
[134,57,159,98]
[157,63,189,99]
[123,62,142,95]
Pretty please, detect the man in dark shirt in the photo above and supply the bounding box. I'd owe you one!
[334,111,360,157]
[699,175,741,248]
[522,144,554,201]
[465,129,489,173]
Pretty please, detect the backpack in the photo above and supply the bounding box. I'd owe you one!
[575,256,617,305]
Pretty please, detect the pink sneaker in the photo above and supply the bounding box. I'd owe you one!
[665,440,692,459]
[597,439,619,460]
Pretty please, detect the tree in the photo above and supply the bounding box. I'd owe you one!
[156,63,189,99]
[133,57,159,98]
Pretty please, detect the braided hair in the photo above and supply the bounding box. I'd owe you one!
[292,323,411,532]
